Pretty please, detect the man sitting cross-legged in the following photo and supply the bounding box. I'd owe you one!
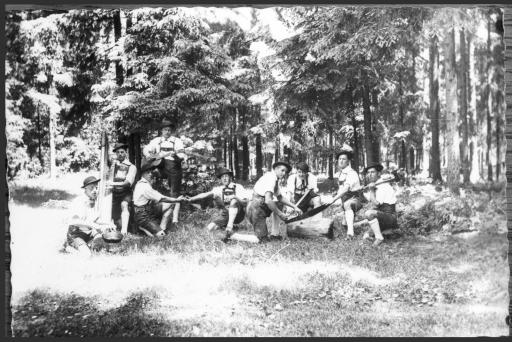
[246,161,303,242]
[132,158,185,237]
[361,162,398,246]
[63,176,116,256]
[184,167,249,234]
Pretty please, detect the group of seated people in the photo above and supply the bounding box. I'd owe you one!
[62,120,398,255]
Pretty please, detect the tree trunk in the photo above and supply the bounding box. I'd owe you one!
[444,28,460,194]
[233,134,240,180]
[36,103,44,167]
[242,134,249,181]
[255,133,263,179]
[48,88,57,179]
[125,11,133,78]
[362,83,376,164]
[486,19,493,182]
[228,128,233,171]
[398,72,407,172]
[328,130,334,179]
[458,28,470,184]
[468,33,480,183]
[429,34,442,183]
[113,9,124,86]
[371,89,381,162]
[223,138,228,168]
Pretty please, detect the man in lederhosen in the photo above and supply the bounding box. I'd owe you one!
[185,167,248,234]
[108,143,137,235]
[132,159,185,237]
[286,162,321,213]
[143,120,186,226]
[329,149,365,240]
[246,161,303,242]
[361,162,398,246]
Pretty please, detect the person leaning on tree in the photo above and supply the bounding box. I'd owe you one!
[246,161,303,242]
[361,162,398,247]
[286,161,321,213]
[108,142,137,235]
[132,158,185,237]
[185,167,249,234]
[328,148,365,240]
[142,119,186,225]
[62,176,116,256]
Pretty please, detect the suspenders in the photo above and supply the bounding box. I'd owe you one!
[294,175,308,196]
[222,184,237,205]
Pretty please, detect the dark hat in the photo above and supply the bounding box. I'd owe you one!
[82,176,100,188]
[112,142,128,152]
[140,158,162,173]
[295,162,310,173]
[272,161,292,172]
[363,162,384,174]
[336,149,353,161]
[160,119,176,129]
[216,167,233,179]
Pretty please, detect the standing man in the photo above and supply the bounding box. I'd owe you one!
[246,161,303,242]
[329,149,365,239]
[132,159,185,237]
[109,142,137,235]
[143,120,186,226]
[361,163,398,246]
[286,162,321,213]
[185,167,248,234]
[63,176,116,256]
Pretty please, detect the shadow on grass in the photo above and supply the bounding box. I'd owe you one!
[9,185,76,208]
[12,289,176,337]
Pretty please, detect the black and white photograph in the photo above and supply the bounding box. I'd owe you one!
[5,5,509,337]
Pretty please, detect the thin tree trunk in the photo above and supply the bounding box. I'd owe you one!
[468,33,480,182]
[430,34,442,183]
[113,9,124,86]
[398,72,407,172]
[241,107,250,181]
[351,116,359,173]
[36,103,43,167]
[223,138,227,168]
[362,83,375,164]
[444,28,460,194]
[458,28,470,184]
[328,130,334,179]
[228,128,233,171]
[486,19,493,182]
[233,134,240,180]
[371,89,380,162]
[255,133,263,179]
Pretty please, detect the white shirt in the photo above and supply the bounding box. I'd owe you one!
[143,136,185,161]
[133,178,164,206]
[286,173,319,195]
[253,171,281,197]
[111,159,137,185]
[68,195,99,227]
[363,178,397,205]
[211,182,248,201]
[337,166,361,193]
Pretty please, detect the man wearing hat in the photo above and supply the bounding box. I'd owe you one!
[63,176,116,256]
[132,158,186,237]
[108,142,137,235]
[246,161,303,242]
[361,162,398,246]
[329,148,365,239]
[143,119,186,225]
[286,162,321,213]
[185,167,249,233]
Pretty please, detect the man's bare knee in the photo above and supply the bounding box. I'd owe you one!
[229,199,239,208]
[343,202,353,211]
[121,202,129,211]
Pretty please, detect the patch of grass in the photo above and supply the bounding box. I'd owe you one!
[12,288,172,337]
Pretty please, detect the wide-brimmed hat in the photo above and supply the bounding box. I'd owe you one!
[112,142,129,152]
[216,167,233,179]
[272,161,292,172]
[82,176,100,188]
[160,119,176,129]
[363,162,384,174]
[140,158,162,173]
[295,162,310,173]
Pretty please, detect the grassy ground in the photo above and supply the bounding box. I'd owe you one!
[8,173,509,337]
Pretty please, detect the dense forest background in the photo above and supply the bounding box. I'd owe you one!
[5,6,506,193]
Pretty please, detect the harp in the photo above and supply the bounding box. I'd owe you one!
[95,132,114,224]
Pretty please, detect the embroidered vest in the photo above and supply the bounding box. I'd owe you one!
[222,184,237,205]
[294,176,308,197]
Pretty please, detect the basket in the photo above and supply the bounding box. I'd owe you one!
[102,231,124,243]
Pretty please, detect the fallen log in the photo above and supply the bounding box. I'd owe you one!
[285,217,334,239]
